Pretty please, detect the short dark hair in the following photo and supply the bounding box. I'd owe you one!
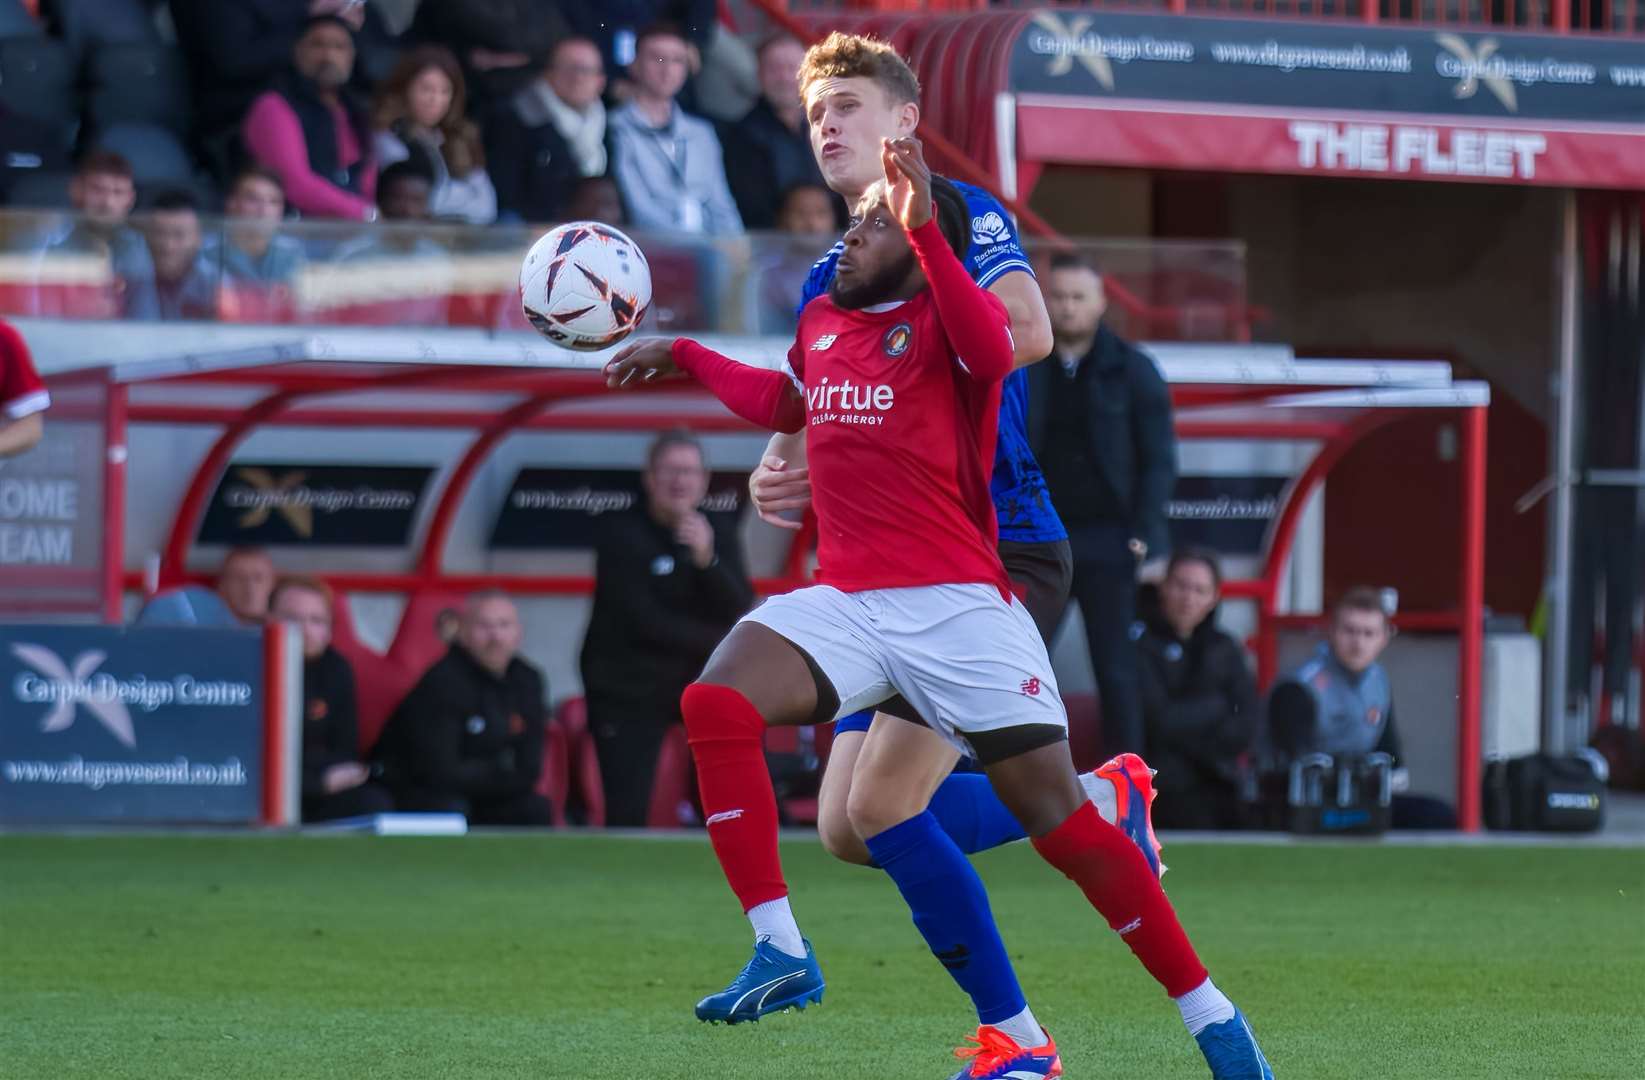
[148,188,200,214]
[220,546,272,575]
[1167,547,1224,590]
[1049,252,1101,278]
[378,159,433,193]
[231,164,285,196]
[550,35,602,68]
[647,427,705,471]
[301,13,354,39]
[777,181,844,227]
[930,176,968,261]
[76,150,133,181]
[757,32,804,62]
[1332,586,1390,625]
[634,21,688,57]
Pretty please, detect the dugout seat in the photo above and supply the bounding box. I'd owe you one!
[326,594,420,754]
[385,590,465,679]
[538,717,572,826]
[554,697,606,827]
[645,724,693,829]
[1063,693,1104,773]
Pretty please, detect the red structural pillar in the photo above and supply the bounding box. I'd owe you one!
[262,622,292,826]
[1455,405,1488,832]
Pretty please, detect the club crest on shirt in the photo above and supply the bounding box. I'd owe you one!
[1366,707,1382,726]
[882,322,913,358]
[651,554,676,576]
[465,715,486,735]
[307,698,329,723]
[971,212,1009,245]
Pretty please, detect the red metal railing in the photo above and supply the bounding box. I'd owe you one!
[783,0,1645,35]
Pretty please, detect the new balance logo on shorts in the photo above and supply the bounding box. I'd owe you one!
[1020,677,1041,696]
[705,809,745,826]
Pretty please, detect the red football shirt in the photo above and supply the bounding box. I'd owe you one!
[784,250,1013,593]
[0,319,49,421]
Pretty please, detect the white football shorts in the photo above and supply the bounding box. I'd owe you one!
[740,582,1066,757]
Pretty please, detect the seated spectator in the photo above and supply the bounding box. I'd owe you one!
[1268,587,1457,829]
[241,14,378,222]
[329,160,449,325]
[170,0,399,149]
[269,576,395,822]
[722,34,829,230]
[372,590,554,826]
[485,36,607,225]
[216,546,278,624]
[408,0,571,108]
[580,430,753,826]
[755,182,841,334]
[142,189,219,321]
[563,1,714,93]
[566,176,625,225]
[34,151,157,319]
[206,167,307,319]
[1134,549,1257,830]
[608,23,743,236]
[0,317,48,458]
[371,46,497,225]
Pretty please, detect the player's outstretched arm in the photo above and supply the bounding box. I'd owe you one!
[605,338,805,433]
[883,137,1014,382]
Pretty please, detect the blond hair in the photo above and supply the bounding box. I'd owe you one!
[797,32,921,107]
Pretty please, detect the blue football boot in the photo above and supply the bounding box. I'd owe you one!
[1195,1009,1275,1079]
[694,937,824,1024]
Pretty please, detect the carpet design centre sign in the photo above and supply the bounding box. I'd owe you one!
[198,463,433,546]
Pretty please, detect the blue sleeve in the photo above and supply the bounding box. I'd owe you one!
[796,244,840,317]
[956,183,1035,290]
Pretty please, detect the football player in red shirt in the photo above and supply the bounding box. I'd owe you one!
[606,139,1272,1080]
[0,318,48,458]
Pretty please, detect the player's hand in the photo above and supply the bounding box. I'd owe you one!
[881,136,932,231]
[676,512,716,569]
[322,762,369,794]
[749,454,810,531]
[604,338,679,389]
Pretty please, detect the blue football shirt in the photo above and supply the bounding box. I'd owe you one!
[797,180,1066,544]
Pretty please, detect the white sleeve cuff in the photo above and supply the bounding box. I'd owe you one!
[3,389,49,420]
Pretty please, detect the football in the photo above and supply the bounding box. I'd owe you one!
[519,221,652,351]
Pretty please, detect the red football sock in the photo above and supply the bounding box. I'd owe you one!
[680,683,787,912]
[1031,801,1208,997]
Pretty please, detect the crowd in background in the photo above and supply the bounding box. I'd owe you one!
[0,0,845,327]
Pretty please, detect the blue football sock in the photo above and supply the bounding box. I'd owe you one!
[863,811,1027,1025]
[926,770,1029,854]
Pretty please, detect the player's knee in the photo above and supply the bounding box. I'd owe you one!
[680,682,765,740]
[817,799,872,864]
[845,782,922,842]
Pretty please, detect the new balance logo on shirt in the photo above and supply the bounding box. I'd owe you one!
[810,334,837,351]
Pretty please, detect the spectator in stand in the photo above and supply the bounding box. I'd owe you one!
[142,190,219,322]
[34,151,157,320]
[721,34,828,230]
[1033,252,1176,758]
[609,23,743,236]
[485,36,607,225]
[217,546,278,625]
[0,318,48,459]
[332,161,448,325]
[581,430,752,826]
[169,0,399,150]
[208,167,307,323]
[1134,549,1258,830]
[563,1,714,94]
[566,176,625,225]
[371,46,497,225]
[754,182,840,334]
[242,14,378,222]
[1268,587,1457,829]
[268,576,395,822]
[373,590,554,826]
[407,0,570,108]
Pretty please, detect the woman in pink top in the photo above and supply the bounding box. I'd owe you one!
[241,15,378,221]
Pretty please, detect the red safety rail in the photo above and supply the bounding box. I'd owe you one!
[782,0,1645,35]
[112,361,1489,828]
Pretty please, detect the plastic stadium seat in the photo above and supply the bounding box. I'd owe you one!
[538,718,572,826]
[1,167,71,209]
[44,0,160,58]
[645,724,692,829]
[85,42,190,139]
[0,37,76,131]
[88,122,192,186]
[555,698,606,827]
[327,594,421,755]
[385,590,466,678]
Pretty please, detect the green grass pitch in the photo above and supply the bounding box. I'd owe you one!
[2,834,1642,1079]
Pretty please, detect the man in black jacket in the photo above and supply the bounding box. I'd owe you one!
[1133,550,1256,829]
[375,591,554,825]
[580,430,753,826]
[1031,253,1177,758]
[719,34,831,230]
[485,36,606,224]
[269,577,394,822]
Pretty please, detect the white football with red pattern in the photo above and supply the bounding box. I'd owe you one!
[520,221,652,352]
